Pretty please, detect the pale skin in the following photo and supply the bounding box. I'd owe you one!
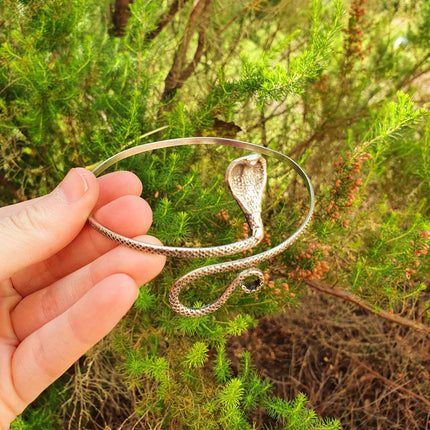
[0,168,166,429]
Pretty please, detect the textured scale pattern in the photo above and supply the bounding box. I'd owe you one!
[88,137,314,317]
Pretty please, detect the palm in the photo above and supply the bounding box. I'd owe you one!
[0,171,165,426]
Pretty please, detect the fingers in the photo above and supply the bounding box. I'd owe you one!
[11,235,166,341]
[11,170,148,295]
[0,168,99,280]
[11,273,139,406]
[92,170,143,211]
[12,194,153,296]
[0,170,142,219]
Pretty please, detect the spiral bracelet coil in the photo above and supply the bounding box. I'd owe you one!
[88,137,315,317]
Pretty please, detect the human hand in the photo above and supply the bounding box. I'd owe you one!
[0,168,165,429]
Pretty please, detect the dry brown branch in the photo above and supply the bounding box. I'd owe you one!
[304,279,430,336]
[212,0,262,41]
[145,0,186,42]
[395,53,430,91]
[350,357,430,409]
[227,291,430,428]
[0,174,25,202]
[162,0,212,102]
[112,0,133,37]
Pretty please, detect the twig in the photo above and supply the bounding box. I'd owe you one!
[0,174,25,201]
[395,53,430,92]
[212,0,262,41]
[350,356,430,409]
[146,0,186,42]
[98,110,112,133]
[162,0,212,102]
[304,279,430,336]
[119,125,169,151]
[0,79,18,96]
[112,0,133,37]
[85,125,170,170]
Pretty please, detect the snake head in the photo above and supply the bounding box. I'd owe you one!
[226,153,266,240]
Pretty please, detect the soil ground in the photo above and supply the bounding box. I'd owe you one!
[227,291,430,429]
[61,291,430,429]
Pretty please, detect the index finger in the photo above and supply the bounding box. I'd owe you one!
[11,171,149,295]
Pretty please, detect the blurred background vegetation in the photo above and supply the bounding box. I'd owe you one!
[1,0,429,428]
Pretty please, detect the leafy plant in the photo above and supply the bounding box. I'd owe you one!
[2,0,429,428]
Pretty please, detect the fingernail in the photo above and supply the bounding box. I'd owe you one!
[57,168,90,202]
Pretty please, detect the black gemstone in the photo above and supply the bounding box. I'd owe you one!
[245,279,261,291]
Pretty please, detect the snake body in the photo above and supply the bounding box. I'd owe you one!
[88,138,314,317]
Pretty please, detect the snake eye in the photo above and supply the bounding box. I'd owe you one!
[239,268,265,294]
[242,277,264,293]
[89,137,314,316]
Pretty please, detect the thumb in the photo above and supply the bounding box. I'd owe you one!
[0,168,99,279]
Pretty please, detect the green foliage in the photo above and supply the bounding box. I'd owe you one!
[184,341,209,368]
[407,0,430,48]
[349,209,429,310]
[214,0,344,109]
[124,349,146,379]
[217,378,245,411]
[213,344,232,383]
[134,285,155,312]
[226,314,256,336]
[265,393,340,430]
[10,382,65,429]
[2,0,430,428]
[354,91,426,157]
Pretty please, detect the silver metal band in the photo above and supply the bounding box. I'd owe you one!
[88,137,315,317]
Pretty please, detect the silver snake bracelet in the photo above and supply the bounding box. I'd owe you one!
[88,137,315,317]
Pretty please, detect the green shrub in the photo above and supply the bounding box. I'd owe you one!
[2,0,429,428]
